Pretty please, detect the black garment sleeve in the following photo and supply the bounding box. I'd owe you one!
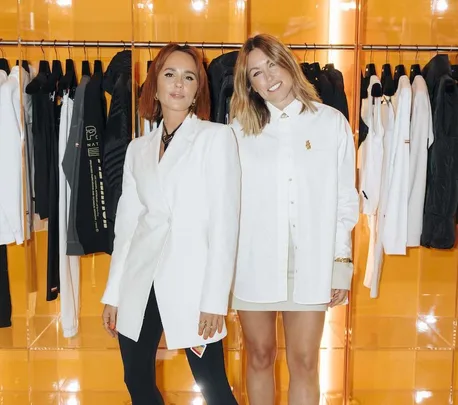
[0,245,12,328]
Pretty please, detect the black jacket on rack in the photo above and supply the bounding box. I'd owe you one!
[421,54,458,249]
[26,61,61,301]
[102,50,132,253]
[76,62,110,255]
[322,63,349,120]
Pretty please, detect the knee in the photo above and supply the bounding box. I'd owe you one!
[287,351,319,378]
[246,342,277,371]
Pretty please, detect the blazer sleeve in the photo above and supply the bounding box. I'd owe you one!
[331,113,359,290]
[200,126,241,315]
[101,142,144,306]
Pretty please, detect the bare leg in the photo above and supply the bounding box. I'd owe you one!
[282,311,326,405]
[238,311,277,405]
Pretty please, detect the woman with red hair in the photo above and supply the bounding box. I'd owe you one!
[101,43,240,405]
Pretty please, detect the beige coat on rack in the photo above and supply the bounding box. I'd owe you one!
[101,114,241,350]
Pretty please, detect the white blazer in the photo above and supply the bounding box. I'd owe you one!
[231,100,359,305]
[101,114,241,350]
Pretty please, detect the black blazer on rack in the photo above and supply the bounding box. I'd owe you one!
[421,54,458,249]
[102,50,133,253]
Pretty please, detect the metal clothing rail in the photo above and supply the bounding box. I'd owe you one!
[362,44,458,52]
[2,40,457,52]
[0,39,356,50]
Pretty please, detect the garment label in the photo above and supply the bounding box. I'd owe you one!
[190,345,207,358]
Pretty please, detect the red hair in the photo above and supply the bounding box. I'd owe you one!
[139,44,210,121]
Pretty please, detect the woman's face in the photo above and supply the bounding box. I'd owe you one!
[247,48,295,111]
[157,51,199,116]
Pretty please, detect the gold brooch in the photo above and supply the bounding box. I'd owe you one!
[305,140,311,150]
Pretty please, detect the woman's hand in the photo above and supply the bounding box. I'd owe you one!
[102,304,118,338]
[329,289,348,308]
[198,312,224,339]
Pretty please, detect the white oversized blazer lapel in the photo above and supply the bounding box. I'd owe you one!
[140,114,199,212]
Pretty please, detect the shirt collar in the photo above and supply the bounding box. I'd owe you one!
[267,98,303,121]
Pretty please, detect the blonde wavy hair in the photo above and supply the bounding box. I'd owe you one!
[230,34,320,135]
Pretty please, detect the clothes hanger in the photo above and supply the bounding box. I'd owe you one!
[81,41,91,76]
[364,46,376,77]
[147,41,153,72]
[37,40,51,74]
[299,45,309,77]
[409,46,421,83]
[392,46,406,90]
[0,41,10,74]
[58,42,77,96]
[310,44,321,72]
[93,41,103,74]
[380,47,395,96]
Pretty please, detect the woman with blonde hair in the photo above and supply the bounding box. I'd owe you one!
[230,34,359,405]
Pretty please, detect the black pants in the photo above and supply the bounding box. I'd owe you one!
[0,245,12,328]
[118,286,238,405]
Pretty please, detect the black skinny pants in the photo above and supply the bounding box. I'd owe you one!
[118,286,238,405]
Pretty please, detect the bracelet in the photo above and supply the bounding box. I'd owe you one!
[334,257,352,263]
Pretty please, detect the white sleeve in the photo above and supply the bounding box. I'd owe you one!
[101,143,144,306]
[332,113,359,289]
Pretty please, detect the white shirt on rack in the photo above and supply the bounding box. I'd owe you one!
[0,66,31,245]
[231,100,359,305]
[382,75,412,254]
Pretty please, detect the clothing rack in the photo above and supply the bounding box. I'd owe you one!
[361,45,458,52]
[1,40,458,52]
[0,39,356,50]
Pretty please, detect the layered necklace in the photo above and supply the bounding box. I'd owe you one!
[162,122,183,151]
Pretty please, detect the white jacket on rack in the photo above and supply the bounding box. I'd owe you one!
[359,75,385,292]
[407,75,434,247]
[0,66,32,245]
[58,91,81,338]
[359,75,384,215]
[383,75,412,254]
[101,114,241,350]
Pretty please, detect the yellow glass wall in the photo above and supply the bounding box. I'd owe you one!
[0,0,457,404]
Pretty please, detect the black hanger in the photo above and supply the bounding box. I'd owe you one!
[371,82,383,98]
[50,59,63,88]
[147,60,152,72]
[310,62,321,72]
[58,58,77,96]
[52,59,63,77]
[39,60,51,74]
[13,54,29,72]
[381,63,395,96]
[94,59,103,74]
[393,64,406,91]
[0,58,10,74]
[410,64,421,83]
[82,60,91,76]
[365,63,376,78]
